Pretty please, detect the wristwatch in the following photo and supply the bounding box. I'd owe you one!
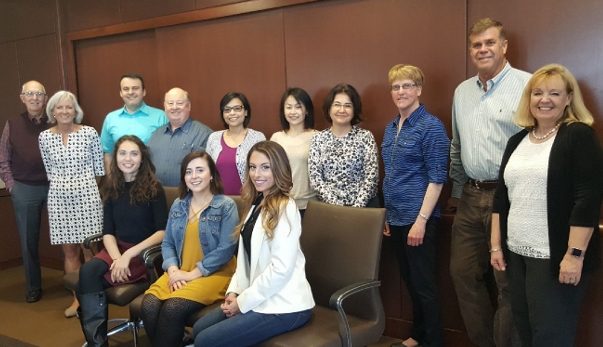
[569,247,584,257]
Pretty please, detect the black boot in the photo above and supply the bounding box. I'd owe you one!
[77,291,108,347]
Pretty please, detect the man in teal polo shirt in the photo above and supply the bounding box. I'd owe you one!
[100,73,167,169]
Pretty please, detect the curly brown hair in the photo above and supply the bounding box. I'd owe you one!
[101,135,160,204]
[236,141,292,239]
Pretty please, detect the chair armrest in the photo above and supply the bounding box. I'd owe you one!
[83,233,104,251]
[328,279,381,347]
[141,245,163,282]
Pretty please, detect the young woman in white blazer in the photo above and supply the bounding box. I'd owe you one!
[191,140,314,347]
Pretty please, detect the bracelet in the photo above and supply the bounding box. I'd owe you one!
[489,248,501,253]
[418,212,429,221]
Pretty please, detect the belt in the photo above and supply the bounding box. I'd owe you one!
[467,178,498,190]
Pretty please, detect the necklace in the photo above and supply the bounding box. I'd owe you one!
[188,196,213,220]
[531,123,560,141]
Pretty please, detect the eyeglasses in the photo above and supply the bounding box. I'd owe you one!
[391,83,417,92]
[332,102,353,110]
[21,91,46,97]
[223,105,244,113]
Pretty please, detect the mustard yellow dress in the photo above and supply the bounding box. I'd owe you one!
[145,216,236,304]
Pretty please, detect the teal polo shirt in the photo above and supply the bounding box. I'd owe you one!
[100,102,167,153]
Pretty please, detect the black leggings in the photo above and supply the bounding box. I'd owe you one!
[78,258,111,294]
[140,293,204,347]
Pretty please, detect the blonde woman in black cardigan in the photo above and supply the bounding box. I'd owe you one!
[490,64,602,347]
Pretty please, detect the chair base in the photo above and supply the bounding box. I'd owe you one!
[81,318,141,347]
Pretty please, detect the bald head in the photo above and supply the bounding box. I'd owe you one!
[20,80,47,116]
[164,87,191,129]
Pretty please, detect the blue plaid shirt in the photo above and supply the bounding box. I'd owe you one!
[381,104,449,226]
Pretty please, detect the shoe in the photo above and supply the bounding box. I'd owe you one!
[64,303,79,318]
[26,289,42,303]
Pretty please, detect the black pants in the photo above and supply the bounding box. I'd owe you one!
[389,220,443,347]
[507,251,588,347]
[78,258,111,294]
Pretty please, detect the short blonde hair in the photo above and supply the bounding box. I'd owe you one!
[46,91,84,124]
[515,64,593,128]
[388,64,424,86]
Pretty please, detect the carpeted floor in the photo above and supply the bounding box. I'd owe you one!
[0,265,399,347]
[0,266,143,347]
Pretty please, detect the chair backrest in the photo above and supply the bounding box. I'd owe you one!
[164,186,181,208]
[301,200,386,321]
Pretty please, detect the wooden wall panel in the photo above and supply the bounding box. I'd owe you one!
[283,0,466,143]
[61,0,122,32]
[16,35,63,96]
[0,0,56,43]
[0,42,21,126]
[155,10,287,134]
[74,30,160,130]
[120,0,196,23]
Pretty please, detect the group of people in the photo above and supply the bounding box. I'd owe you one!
[1,16,600,347]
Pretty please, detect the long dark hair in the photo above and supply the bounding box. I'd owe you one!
[101,135,160,204]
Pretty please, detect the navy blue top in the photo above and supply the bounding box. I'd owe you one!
[381,104,449,226]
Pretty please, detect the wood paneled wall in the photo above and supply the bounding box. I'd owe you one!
[1,0,603,346]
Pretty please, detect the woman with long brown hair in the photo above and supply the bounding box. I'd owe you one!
[76,135,168,347]
[140,151,239,347]
[191,141,314,347]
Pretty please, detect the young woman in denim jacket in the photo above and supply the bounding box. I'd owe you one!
[141,151,239,347]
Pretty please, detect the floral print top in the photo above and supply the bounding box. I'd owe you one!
[308,126,378,207]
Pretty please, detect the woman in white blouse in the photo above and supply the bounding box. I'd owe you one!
[308,83,378,207]
[490,64,602,346]
[191,141,314,346]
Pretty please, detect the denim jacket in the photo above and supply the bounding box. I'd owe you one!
[161,194,239,276]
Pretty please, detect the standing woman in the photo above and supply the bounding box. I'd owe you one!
[382,65,449,347]
[38,91,104,318]
[141,151,239,347]
[270,88,317,216]
[490,64,602,346]
[77,135,167,347]
[191,141,314,347]
[206,92,265,195]
[308,83,378,207]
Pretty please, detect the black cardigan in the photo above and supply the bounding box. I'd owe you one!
[493,122,602,276]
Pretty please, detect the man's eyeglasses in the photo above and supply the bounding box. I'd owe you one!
[21,91,46,97]
[223,105,244,113]
[391,83,417,92]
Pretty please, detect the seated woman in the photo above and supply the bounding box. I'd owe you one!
[77,135,168,347]
[206,92,265,195]
[191,141,314,347]
[308,83,379,207]
[140,151,239,347]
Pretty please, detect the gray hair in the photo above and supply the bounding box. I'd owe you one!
[46,90,84,124]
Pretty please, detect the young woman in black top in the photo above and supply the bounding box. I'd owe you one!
[77,135,167,347]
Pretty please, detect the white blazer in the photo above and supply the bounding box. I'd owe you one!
[227,198,315,314]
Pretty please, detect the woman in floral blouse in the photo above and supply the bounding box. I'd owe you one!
[308,83,378,207]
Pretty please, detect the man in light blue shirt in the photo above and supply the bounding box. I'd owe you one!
[148,87,212,187]
[100,73,167,169]
[448,18,530,347]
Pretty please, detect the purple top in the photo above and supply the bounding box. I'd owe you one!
[216,135,243,195]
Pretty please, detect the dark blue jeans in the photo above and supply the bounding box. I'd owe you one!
[11,181,48,292]
[389,220,443,347]
[192,306,312,347]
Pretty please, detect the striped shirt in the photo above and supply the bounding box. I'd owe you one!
[449,62,531,198]
[382,105,449,226]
